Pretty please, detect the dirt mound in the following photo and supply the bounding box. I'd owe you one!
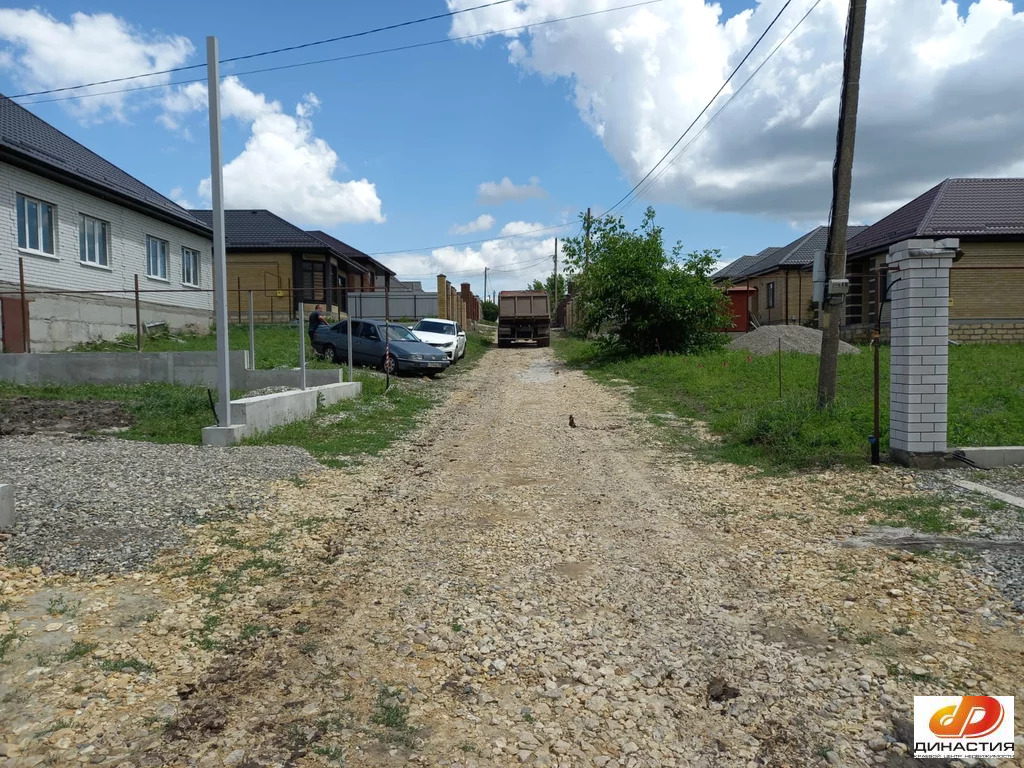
[728,325,860,356]
[0,397,134,436]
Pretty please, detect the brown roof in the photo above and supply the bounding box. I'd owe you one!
[848,178,1024,257]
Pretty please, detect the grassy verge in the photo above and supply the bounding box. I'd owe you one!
[71,325,334,370]
[243,331,493,467]
[0,381,224,444]
[553,335,1024,470]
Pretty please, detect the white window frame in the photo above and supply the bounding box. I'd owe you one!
[79,214,110,267]
[146,235,169,280]
[181,246,201,287]
[16,193,57,257]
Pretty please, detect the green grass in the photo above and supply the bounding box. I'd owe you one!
[0,381,230,444]
[554,336,1024,470]
[71,324,334,370]
[97,657,154,673]
[60,641,98,662]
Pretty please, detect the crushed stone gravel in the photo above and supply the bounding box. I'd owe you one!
[729,324,861,356]
[0,436,320,574]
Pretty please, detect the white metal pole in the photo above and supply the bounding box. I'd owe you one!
[346,311,353,383]
[248,290,255,370]
[206,36,231,427]
[299,313,307,391]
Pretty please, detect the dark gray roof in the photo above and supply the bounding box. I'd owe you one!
[189,210,348,258]
[1,94,210,235]
[712,248,778,281]
[308,230,395,277]
[714,226,868,281]
[848,178,1024,257]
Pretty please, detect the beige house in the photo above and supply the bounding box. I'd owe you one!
[844,178,1024,343]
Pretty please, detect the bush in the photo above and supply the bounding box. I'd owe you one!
[481,300,498,322]
[561,208,729,354]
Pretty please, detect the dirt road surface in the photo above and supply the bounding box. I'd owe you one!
[1,346,1022,767]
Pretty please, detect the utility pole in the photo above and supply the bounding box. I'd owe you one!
[483,266,488,305]
[552,238,558,324]
[816,0,867,409]
[206,36,231,428]
[584,207,592,266]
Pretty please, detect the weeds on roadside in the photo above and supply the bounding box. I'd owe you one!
[34,718,72,738]
[0,600,10,613]
[60,641,98,662]
[370,684,421,748]
[47,594,81,618]
[98,657,154,673]
[191,614,222,650]
[0,629,20,662]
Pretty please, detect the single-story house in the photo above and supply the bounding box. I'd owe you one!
[712,226,867,329]
[307,230,396,291]
[1,94,214,352]
[188,210,373,323]
[844,178,1024,343]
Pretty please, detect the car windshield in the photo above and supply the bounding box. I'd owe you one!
[415,321,455,335]
[386,325,418,341]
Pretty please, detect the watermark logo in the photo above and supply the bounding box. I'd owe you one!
[914,696,1014,759]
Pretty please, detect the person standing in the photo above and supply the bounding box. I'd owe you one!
[307,304,327,344]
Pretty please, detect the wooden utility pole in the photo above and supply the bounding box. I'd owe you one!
[584,207,592,266]
[816,0,867,409]
[552,238,558,308]
[483,266,488,305]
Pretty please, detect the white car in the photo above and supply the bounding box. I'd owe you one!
[411,318,467,362]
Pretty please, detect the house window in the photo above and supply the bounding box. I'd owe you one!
[146,235,168,279]
[766,281,776,308]
[182,247,200,286]
[79,215,109,266]
[16,193,56,255]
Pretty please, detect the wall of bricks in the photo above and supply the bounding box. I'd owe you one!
[887,238,957,464]
[949,322,1024,343]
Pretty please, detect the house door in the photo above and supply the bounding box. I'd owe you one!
[0,297,29,353]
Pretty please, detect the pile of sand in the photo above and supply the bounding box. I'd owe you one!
[728,324,860,356]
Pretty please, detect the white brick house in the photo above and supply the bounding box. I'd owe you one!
[1,95,213,352]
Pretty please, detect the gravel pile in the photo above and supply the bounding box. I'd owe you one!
[0,436,320,574]
[729,324,860,356]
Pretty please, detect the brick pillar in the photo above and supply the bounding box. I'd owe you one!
[449,284,457,321]
[887,238,957,466]
[437,275,447,319]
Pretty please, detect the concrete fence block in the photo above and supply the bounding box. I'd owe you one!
[0,484,13,529]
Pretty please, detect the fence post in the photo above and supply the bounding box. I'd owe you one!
[299,311,307,391]
[248,290,255,370]
[236,276,242,325]
[18,257,30,353]
[347,312,353,384]
[134,273,142,352]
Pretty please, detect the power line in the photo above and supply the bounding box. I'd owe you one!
[601,0,796,217]
[15,0,666,107]
[6,0,517,100]
[619,0,824,214]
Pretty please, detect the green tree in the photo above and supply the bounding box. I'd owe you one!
[528,274,567,305]
[481,300,498,322]
[560,207,728,354]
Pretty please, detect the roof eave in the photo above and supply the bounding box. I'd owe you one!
[1,147,212,238]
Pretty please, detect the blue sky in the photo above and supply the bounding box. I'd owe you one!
[3,0,1024,293]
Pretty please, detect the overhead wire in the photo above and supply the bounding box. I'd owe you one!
[600,0,796,218]
[13,0,667,106]
[617,0,825,215]
[5,0,517,100]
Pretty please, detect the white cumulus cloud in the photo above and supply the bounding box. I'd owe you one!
[449,0,1024,222]
[0,8,193,121]
[163,77,384,227]
[477,176,548,205]
[499,220,547,236]
[451,214,496,234]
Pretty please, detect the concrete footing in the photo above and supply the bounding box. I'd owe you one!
[950,446,1024,470]
[0,484,13,530]
[202,382,361,446]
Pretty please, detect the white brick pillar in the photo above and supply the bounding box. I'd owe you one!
[887,238,958,466]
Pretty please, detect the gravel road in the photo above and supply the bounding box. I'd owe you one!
[1,344,1022,767]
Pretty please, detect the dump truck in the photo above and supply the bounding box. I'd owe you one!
[497,290,550,348]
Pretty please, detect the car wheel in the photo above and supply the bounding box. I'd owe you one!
[322,344,337,363]
[383,354,398,375]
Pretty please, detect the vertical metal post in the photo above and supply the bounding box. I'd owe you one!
[18,257,29,353]
[871,266,882,465]
[299,311,307,391]
[384,276,391,390]
[778,338,783,399]
[346,310,353,384]
[248,290,255,370]
[552,238,558,325]
[236,276,242,325]
[134,273,142,351]
[207,36,231,427]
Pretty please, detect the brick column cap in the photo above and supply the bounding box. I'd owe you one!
[887,238,960,261]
